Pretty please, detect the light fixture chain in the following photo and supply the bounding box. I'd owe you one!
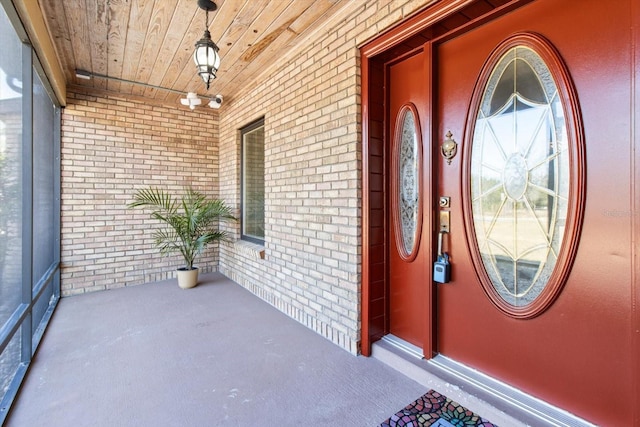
[194,0,220,91]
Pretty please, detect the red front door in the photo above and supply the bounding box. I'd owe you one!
[387,48,432,355]
[433,0,635,424]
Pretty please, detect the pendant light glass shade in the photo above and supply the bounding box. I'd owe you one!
[194,29,220,90]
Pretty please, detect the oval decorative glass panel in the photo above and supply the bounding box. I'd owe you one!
[464,33,585,318]
[392,103,423,261]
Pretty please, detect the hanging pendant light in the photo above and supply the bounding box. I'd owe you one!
[194,0,220,91]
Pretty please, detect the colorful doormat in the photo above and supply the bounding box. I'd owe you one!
[380,390,498,427]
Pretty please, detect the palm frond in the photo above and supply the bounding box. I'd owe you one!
[128,186,237,270]
[127,187,178,214]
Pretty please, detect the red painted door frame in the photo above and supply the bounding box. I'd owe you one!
[634,2,640,423]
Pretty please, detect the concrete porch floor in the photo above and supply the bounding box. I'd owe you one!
[6,272,524,427]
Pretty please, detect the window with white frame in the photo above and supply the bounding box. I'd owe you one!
[241,118,264,244]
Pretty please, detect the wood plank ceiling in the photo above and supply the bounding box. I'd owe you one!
[39,0,345,107]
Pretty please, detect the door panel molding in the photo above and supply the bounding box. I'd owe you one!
[462,32,586,318]
[391,102,424,262]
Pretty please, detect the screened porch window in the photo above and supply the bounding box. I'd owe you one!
[241,118,265,244]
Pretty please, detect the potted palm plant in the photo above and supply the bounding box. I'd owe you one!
[128,187,236,289]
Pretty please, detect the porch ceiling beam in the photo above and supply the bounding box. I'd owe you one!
[12,0,67,106]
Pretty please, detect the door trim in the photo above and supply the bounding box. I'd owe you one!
[428,355,594,427]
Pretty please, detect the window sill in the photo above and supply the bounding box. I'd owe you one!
[234,240,265,260]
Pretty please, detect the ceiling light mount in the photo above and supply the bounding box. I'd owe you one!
[180,92,202,110]
[194,0,220,91]
[179,92,223,111]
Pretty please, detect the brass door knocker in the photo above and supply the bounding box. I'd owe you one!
[441,131,458,165]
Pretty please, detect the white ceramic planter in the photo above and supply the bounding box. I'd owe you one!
[176,267,199,289]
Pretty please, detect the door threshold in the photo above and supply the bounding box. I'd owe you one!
[381,334,424,359]
[372,339,595,427]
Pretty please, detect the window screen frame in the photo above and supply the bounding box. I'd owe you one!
[240,117,265,245]
[0,2,62,422]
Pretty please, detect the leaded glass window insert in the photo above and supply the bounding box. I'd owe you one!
[392,104,422,261]
[470,45,570,308]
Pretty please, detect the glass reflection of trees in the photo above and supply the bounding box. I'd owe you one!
[471,47,569,307]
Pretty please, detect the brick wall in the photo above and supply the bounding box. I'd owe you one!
[60,90,220,295]
[218,0,431,354]
[58,0,432,353]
